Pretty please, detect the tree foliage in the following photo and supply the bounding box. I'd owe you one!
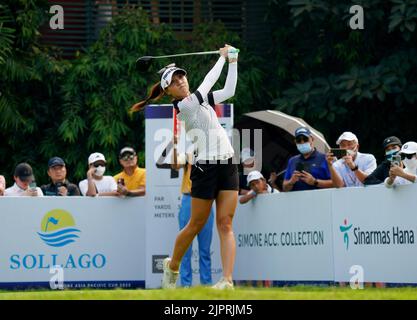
[0,2,265,185]
[0,0,68,184]
[269,0,417,157]
[3,0,415,186]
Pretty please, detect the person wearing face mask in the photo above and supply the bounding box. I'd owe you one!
[364,136,402,185]
[79,152,118,197]
[326,132,377,188]
[385,141,417,188]
[282,127,333,192]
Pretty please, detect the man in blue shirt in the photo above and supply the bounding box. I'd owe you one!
[283,127,333,192]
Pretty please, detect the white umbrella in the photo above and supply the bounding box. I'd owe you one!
[244,110,330,153]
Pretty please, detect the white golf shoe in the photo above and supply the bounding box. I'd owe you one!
[212,277,234,290]
[161,257,179,289]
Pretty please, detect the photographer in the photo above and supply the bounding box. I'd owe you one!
[326,132,376,188]
[41,157,80,196]
[364,136,402,185]
[79,153,118,197]
[282,127,332,192]
[113,147,146,197]
[4,163,43,196]
[385,141,417,188]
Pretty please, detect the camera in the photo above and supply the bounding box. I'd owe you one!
[55,182,65,196]
[330,148,348,159]
[29,181,37,193]
[391,154,402,167]
[295,162,305,172]
[118,178,125,186]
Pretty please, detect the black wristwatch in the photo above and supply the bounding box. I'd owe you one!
[314,179,319,187]
[351,165,359,171]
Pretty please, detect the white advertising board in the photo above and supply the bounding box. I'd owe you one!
[234,189,334,283]
[0,197,145,289]
[332,184,417,284]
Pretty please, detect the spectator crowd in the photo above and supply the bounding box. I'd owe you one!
[0,146,146,198]
[1,129,416,202]
[238,127,417,204]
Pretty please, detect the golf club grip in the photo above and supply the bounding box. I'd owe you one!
[150,50,220,59]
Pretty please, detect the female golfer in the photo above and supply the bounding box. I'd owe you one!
[131,45,239,289]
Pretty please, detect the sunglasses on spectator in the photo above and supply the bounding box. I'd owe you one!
[401,153,416,160]
[120,154,135,161]
[93,162,106,167]
[296,136,309,143]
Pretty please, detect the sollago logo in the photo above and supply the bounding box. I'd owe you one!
[38,209,81,247]
[9,209,106,270]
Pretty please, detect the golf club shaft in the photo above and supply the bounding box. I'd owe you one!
[149,50,220,59]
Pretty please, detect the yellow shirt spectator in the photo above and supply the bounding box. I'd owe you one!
[114,167,146,190]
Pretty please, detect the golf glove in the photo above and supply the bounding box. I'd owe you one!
[228,47,239,63]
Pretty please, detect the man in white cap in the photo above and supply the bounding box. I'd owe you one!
[79,152,118,196]
[385,141,417,187]
[239,170,279,204]
[326,132,376,187]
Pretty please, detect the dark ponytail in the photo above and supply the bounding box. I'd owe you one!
[130,81,165,113]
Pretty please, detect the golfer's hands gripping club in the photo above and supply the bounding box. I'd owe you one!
[219,44,239,63]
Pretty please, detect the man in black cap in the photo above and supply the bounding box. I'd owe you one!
[41,157,80,196]
[113,147,146,197]
[364,136,402,185]
[4,163,43,196]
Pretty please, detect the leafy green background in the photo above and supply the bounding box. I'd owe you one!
[1,0,417,185]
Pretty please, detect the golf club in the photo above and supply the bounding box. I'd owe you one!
[136,50,239,72]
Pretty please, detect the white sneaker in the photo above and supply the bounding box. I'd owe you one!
[161,257,179,289]
[212,277,234,290]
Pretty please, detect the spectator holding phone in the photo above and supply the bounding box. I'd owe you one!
[113,147,146,197]
[41,157,80,196]
[0,175,6,196]
[282,127,333,192]
[326,132,377,188]
[4,163,43,196]
[385,141,417,188]
[364,136,402,185]
[79,153,118,196]
[239,170,279,204]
